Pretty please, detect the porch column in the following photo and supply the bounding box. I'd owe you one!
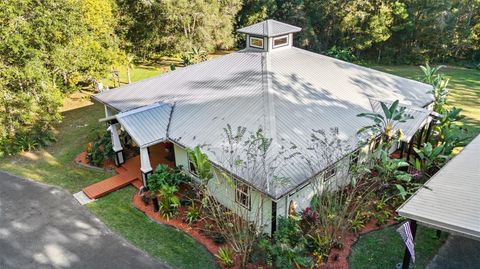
[399,141,406,159]
[406,137,415,163]
[416,125,425,148]
[140,146,153,188]
[424,119,434,143]
[107,124,124,166]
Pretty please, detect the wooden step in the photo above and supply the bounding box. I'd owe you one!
[83,174,138,199]
[131,179,143,190]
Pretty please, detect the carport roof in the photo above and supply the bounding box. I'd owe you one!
[397,134,480,240]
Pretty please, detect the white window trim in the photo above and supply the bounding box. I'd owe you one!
[249,36,264,49]
[272,35,289,48]
[235,181,251,210]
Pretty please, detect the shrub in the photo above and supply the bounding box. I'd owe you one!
[158,184,180,220]
[149,164,191,189]
[185,202,201,225]
[260,218,312,269]
[148,165,171,192]
[87,131,114,166]
[216,247,235,268]
[349,212,365,234]
[0,127,56,157]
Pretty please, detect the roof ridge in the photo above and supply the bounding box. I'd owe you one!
[262,52,278,145]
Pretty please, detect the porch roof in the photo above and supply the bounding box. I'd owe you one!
[397,134,480,240]
[116,103,172,148]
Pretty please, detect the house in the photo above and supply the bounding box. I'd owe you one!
[93,20,434,235]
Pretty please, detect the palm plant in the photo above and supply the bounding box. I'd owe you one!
[357,100,413,142]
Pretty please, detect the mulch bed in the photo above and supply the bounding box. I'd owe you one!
[74,151,116,171]
[320,218,397,269]
[130,180,398,269]
[131,191,223,255]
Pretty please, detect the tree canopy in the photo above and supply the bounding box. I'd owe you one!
[1,0,478,155]
[235,0,479,64]
[0,0,120,153]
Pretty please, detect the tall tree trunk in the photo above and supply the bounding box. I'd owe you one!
[127,65,131,84]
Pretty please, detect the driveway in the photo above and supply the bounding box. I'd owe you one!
[0,171,169,269]
[427,235,480,269]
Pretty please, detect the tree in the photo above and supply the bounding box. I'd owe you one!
[0,0,120,154]
[116,0,241,56]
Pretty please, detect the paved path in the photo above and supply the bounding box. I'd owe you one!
[427,235,480,269]
[0,171,170,269]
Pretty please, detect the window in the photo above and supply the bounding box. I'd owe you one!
[249,36,264,49]
[235,182,251,210]
[273,35,289,48]
[323,166,336,183]
[189,159,198,176]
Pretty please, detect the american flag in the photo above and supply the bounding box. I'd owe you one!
[397,221,416,263]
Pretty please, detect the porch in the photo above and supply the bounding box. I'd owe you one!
[83,142,174,199]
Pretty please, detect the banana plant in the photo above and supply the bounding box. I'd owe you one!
[187,146,213,185]
[420,63,450,113]
[357,100,413,142]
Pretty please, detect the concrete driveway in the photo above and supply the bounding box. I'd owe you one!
[0,171,169,269]
[427,235,480,269]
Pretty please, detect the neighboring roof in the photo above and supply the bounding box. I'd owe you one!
[237,19,301,37]
[369,99,431,143]
[94,42,433,199]
[397,134,480,240]
[116,103,172,148]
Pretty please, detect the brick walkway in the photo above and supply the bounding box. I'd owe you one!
[83,143,174,199]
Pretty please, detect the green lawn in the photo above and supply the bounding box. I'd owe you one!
[0,66,216,269]
[349,225,447,269]
[0,93,111,192]
[0,61,477,269]
[350,64,479,268]
[88,186,217,269]
[372,65,480,137]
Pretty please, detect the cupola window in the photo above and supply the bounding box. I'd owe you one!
[249,36,264,49]
[273,35,289,48]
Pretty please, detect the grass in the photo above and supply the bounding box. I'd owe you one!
[0,59,477,269]
[0,66,217,269]
[88,186,217,269]
[349,225,447,269]
[372,65,480,137]
[350,65,479,268]
[0,92,111,193]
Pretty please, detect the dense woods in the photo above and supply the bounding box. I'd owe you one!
[0,0,479,155]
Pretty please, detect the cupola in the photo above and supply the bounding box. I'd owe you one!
[237,19,301,52]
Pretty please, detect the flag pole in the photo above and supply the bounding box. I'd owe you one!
[402,219,418,269]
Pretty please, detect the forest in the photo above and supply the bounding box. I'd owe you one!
[0,0,479,154]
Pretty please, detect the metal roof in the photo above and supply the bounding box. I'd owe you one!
[94,42,433,199]
[369,99,431,142]
[116,103,172,148]
[397,134,480,240]
[237,19,302,37]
